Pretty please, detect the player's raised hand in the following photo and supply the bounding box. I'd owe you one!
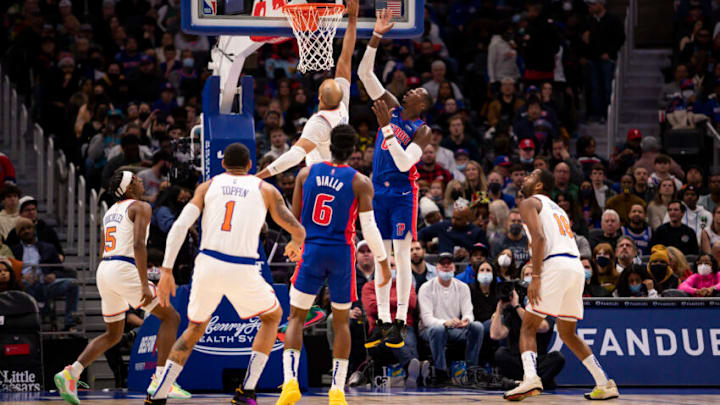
[377,259,392,288]
[285,239,303,262]
[374,8,395,35]
[372,99,394,128]
[345,0,358,18]
[157,267,176,307]
[527,277,542,307]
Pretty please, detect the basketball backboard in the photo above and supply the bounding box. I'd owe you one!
[182,0,424,39]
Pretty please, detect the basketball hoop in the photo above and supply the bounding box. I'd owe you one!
[281,3,345,73]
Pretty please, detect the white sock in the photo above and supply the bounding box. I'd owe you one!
[393,235,413,322]
[283,349,301,384]
[520,351,538,380]
[152,360,183,399]
[330,358,349,391]
[243,351,269,391]
[375,240,393,323]
[155,366,164,378]
[582,355,609,386]
[70,361,84,380]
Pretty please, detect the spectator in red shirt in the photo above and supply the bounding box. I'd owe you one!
[0,152,16,191]
[416,144,453,187]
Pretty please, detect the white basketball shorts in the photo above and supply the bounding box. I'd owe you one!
[525,255,585,321]
[96,259,159,323]
[187,253,280,324]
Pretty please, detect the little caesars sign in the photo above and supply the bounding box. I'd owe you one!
[0,370,41,392]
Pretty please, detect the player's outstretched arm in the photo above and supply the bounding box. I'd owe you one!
[257,137,316,179]
[335,0,358,82]
[292,167,310,220]
[372,99,427,172]
[262,182,306,261]
[358,8,400,108]
[518,197,545,307]
[353,173,391,287]
[129,200,153,306]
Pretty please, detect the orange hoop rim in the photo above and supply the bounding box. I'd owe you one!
[280,3,346,15]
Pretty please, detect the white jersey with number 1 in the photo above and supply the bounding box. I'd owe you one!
[526,194,580,259]
[301,77,350,166]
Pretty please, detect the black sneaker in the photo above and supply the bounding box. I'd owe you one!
[384,319,405,348]
[431,368,452,387]
[231,388,257,405]
[364,320,389,348]
[145,393,167,404]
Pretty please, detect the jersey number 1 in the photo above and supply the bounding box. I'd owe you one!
[221,201,235,232]
[312,194,335,226]
[553,213,574,238]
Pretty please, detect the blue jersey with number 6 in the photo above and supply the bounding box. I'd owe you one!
[300,162,359,245]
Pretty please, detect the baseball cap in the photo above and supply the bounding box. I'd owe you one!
[140,54,154,65]
[420,197,440,218]
[470,243,489,255]
[356,240,369,251]
[407,76,421,87]
[455,148,470,158]
[438,252,454,263]
[682,184,699,194]
[519,138,535,150]
[494,155,511,167]
[430,124,443,132]
[626,128,642,141]
[0,257,13,271]
[526,85,538,94]
[58,55,75,68]
[18,196,37,211]
[161,82,174,92]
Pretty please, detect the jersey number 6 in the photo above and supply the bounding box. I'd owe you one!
[312,194,335,226]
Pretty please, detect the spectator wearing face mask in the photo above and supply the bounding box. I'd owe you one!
[679,254,720,296]
[490,209,529,265]
[418,253,483,385]
[662,185,711,244]
[456,242,490,285]
[605,175,646,225]
[645,245,680,293]
[582,258,611,297]
[516,139,537,171]
[614,265,658,298]
[589,209,622,249]
[410,241,438,292]
[470,261,501,367]
[621,204,653,256]
[593,243,619,293]
[487,171,515,208]
[651,200,700,255]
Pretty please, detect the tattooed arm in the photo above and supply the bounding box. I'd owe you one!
[261,181,305,262]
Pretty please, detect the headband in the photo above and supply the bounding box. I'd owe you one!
[116,171,133,197]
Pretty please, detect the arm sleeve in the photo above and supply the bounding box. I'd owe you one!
[359,211,387,261]
[266,145,308,176]
[358,46,386,101]
[162,203,200,269]
[460,283,475,322]
[383,126,423,172]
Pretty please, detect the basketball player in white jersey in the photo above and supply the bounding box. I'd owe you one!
[503,169,619,401]
[256,0,359,178]
[146,143,305,405]
[54,171,188,405]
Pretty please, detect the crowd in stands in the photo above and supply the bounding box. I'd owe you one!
[2,0,720,389]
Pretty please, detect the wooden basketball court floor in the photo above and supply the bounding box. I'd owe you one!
[3,388,720,404]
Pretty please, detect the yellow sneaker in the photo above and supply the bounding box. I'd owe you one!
[328,388,347,405]
[276,379,301,405]
[584,379,619,400]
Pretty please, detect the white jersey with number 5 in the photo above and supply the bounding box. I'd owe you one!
[302,78,350,166]
[527,194,580,259]
[102,199,149,258]
[200,173,266,258]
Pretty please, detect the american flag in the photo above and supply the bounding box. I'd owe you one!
[379,0,402,17]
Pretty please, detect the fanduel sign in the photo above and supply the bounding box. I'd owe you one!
[554,300,720,386]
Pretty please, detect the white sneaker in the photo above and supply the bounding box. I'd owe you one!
[405,358,420,388]
[503,375,542,401]
[420,360,431,386]
[584,379,619,400]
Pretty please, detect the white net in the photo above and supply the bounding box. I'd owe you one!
[281,4,345,73]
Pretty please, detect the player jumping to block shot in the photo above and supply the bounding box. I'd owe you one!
[358,9,432,350]
[276,124,392,405]
[145,144,306,405]
[256,0,359,178]
[503,169,619,401]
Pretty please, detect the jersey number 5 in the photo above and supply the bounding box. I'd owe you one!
[312,194,335,226]
[553,213,574,238]
[105,227,116,252]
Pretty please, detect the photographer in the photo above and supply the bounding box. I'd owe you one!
[489,265,565,389]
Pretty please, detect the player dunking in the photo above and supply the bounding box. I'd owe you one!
[54,171,189,405]
[504,169,619,401]
[256,0,359,179]
[276,125,391,405]
[358,9,432,349]
[145,144,306,405]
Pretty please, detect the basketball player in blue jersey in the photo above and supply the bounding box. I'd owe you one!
[276,125,392,405]
[358,9,433,349]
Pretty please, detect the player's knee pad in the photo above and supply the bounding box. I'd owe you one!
[289,286,315,311]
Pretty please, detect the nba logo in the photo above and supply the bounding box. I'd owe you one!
[203,0,217,15]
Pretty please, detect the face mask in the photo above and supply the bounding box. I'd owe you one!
[581,188,593,198]
[698,264,712,276]
[139,112,150,121]
[584,268,592,280]
[439,271,454,281]
[477,272,493,285]
[596,255,611,267]
[107,73,120,83]
[509,223,523,236]
[488,182,502,194]
[183,58,194,68]
[523,276,533,284]
[520,157,534,164]
[457,163,467,171]
[629,283,643,293]
[650,264,668,280]
[498,254,512,267]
